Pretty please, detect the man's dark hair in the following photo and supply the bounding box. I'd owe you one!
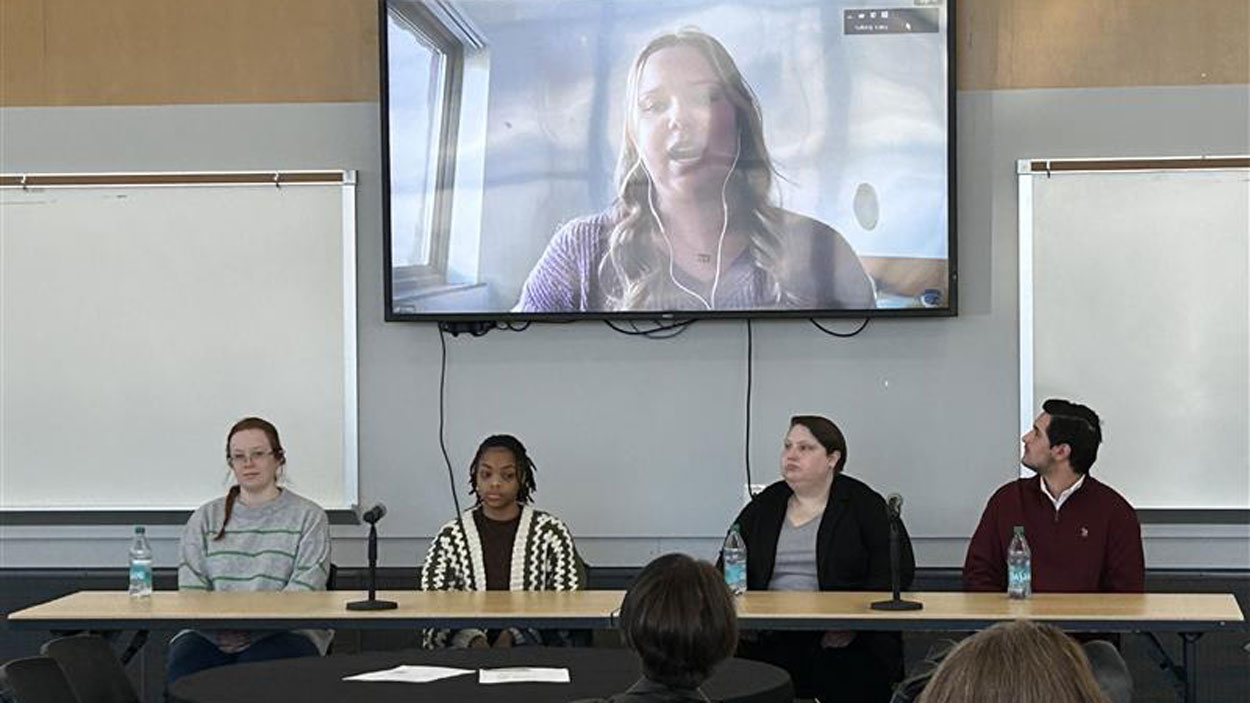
[790,415,848,473]
[468,434,538,504]
[619,553,738,690]
[1042,399,1102,474]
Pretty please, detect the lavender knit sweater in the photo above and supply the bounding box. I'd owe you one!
[515,209,875,312]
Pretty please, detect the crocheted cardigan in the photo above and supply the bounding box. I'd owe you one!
[420,505,583,648]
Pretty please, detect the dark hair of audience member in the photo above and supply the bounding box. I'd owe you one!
[1042,398,1102,474]
[790,414,848,473]
[917,620,1110,703]
[467,434,539,504]
[217,416,286,541]
[619,553,738,690]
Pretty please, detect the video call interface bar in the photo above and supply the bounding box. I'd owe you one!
[844,7,941,35]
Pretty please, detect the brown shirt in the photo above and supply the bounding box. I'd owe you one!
[473,508,521,590]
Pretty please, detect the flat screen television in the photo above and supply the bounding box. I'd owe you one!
[381,0,954,321]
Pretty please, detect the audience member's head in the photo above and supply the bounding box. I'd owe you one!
[619,553,738,690]
[917,620,1110,703]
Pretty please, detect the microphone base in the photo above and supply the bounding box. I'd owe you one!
[870,598,923,611]
[346,598,398,611]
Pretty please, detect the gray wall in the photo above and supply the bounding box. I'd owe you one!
[1,84,1247,571]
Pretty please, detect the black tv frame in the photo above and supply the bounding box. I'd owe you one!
[379,0,957,323]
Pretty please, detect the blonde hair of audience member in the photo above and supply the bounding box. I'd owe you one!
[916,621,1110,703]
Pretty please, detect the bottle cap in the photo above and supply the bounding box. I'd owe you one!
[135,526,146,533]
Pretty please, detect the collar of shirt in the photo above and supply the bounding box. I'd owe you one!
[623,677,709,701]
[1040,473,1086,511]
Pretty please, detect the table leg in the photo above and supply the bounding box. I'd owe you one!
[1180,632,1202,703]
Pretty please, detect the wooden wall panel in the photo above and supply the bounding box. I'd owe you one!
[1,0,1246,107]
[0,0,47,106]
[959,0,1249,90]
[2,0,378,106]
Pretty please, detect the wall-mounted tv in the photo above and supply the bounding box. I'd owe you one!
[381,0,954,321]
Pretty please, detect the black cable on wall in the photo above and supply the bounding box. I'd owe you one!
[436,323,462,516]
[433,315,866,519]
[744,319,754,498]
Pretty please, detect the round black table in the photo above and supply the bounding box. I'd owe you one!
[169,647,792,703]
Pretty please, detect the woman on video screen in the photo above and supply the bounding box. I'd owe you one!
[516,29,874,313]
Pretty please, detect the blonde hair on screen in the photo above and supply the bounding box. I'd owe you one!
[600,29,792,310]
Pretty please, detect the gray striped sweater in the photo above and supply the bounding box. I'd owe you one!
[177,488,332,653]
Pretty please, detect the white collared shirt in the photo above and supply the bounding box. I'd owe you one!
[1041,473,1086,511]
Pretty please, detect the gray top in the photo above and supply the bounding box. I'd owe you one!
[177,487,332,653]
[516,208,876,313]
[767,514,821,592]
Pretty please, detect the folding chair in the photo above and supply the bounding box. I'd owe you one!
[39,635,138,703]
[1,656,80,703]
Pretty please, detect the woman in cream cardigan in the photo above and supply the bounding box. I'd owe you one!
[420,434,583,648]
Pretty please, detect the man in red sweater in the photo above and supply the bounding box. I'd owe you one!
[963,398,1142,703]
[964,399,1145,592]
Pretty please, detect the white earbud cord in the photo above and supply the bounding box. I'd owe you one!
[646,137,741,311]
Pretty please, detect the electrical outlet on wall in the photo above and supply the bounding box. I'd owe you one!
[743,483,767,505]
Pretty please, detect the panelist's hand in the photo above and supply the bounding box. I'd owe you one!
[820,630,856,649]
[469,635,489,649]
[216,630,251,652]
[493,630,515,648]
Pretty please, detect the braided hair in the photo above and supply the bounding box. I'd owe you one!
[217,416,286,540]
[468,434,538,505]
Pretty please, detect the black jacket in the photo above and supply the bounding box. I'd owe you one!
[731,474,915,592]
[728,473,916,680]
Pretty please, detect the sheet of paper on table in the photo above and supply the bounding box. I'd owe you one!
[343,665,474,683]
[479,667,571,684]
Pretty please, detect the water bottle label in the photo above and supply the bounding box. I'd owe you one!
[724,562,746,589]
[130,562,152,593]
[1008,563,1030,596]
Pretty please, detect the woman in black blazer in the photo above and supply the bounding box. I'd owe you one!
[728,415,915,703]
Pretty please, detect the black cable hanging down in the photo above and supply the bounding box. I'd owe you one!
[433,318,554,516]
[436,324,461,516]
[808,317,871,338]
[744,319,754,498]
[603,318,696,339]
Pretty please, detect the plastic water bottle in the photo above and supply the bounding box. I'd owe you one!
[1007,525,1031,599]
[722,524,747,596]
[128,526,153,598]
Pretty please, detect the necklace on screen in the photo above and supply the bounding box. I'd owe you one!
[646,137,741,310]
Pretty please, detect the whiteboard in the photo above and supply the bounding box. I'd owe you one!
[1019,159,1250,510]
[0,173,358,511]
